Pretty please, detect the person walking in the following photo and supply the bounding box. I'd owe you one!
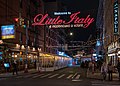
[88,61,92,72]
[12,60,18,75]
[116,61,120,80]
[108,63,113,81]
[101,62,107,81]
[91,62,95,74]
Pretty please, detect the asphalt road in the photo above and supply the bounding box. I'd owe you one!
[0,66,120,86]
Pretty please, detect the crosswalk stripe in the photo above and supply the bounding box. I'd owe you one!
[72,73,77,79]
[67,74,73,79]
[48,74,59,78]
[75,74,80,79]
[24,73,39,78]
[58,74,65,79]
[40,73,52,78]
[32,74,45,79]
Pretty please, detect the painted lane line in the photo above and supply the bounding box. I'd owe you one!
[32,74,45,79]
[75,74,80,79]
[72,79,82,82]
[48,74,59,78]
[24,73,39,78]
[72,73,78,79]
[58,74,65,79]
[40,73,52,78]
[67,74,73,79]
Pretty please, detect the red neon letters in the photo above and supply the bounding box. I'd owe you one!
[32,12,94,28]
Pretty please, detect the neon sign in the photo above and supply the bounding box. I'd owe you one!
[113,0,119,34]
[32,12,94,28]
[1,25,15,39]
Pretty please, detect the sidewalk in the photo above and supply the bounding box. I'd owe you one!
[0,69,38,78]
[87,70,119,81]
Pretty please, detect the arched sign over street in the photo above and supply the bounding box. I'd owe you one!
[32,11,94,28]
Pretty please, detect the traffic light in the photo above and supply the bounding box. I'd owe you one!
[14,18,26,28]
[14,18,19,22]
[21,18,26,28]
[14,18,19,26]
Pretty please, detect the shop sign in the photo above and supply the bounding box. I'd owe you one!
[113,0,119,34]
[1,25,15,39]
[32,11,94,28]
[108,42,119,52]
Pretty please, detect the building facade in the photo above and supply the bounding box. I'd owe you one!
[103,0,120,66]
[0,0,71,72]
[0,0,45,71]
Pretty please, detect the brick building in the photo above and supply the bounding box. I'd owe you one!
[0,0,71,72]
[103,0,120,65]
[0,0,44,70]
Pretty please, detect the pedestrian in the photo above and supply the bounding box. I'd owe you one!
[116,61,120,80]
[36,62,40,71]
[88,61,92,72]
[12,60,18,75]
[107,63,113,81]
[101,62,107,81]
[92,61,95,74]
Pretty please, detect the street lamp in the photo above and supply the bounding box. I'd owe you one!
[70,32,73,36]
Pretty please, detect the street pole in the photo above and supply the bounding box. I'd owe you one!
[24,20,29,73]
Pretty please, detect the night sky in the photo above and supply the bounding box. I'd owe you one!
[61,0,99,42]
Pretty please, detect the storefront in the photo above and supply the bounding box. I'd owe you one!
[107,41,120,66]
[0,42,72,72]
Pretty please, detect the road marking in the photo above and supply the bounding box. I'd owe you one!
[67,74,73,79]
[75,74,80,79]
[48,74,59,78]
[40,73,51,78]
[24,73,39,78]
[72,79,82,82]
[32,74,45,79]
[58,74,65,79]
[72,73,78,79]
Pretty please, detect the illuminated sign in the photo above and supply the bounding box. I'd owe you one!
[0,51,2,60]
[113,0,119,34]
[57,51,68,57]
[1,25,15,39]
[32,11,94,28]
[54,12,71,15]
[57,51,65,56]
[96,40,101,46]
